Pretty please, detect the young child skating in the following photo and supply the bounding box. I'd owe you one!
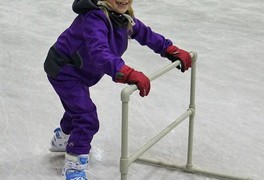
[44,0,192,179]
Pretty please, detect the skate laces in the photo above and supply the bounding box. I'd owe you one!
[54,128,69,139]
[65,159,88,170]
[52,128,69,147]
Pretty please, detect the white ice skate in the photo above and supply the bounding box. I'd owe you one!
[63,153,89,180]
[49,127,69,152]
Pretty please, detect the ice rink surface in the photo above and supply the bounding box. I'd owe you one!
[0,0,263,179]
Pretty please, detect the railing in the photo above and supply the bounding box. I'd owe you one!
[119,51,251,180]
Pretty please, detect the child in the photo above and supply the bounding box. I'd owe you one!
[44,0,192,179]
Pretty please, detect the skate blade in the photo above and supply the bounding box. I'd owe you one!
[49,147,66,152]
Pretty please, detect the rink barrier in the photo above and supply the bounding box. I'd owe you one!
[119,51,252,180]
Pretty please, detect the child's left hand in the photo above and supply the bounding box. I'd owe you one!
[165,45,192,72]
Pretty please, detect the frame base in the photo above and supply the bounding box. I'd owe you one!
[136,158,252,180]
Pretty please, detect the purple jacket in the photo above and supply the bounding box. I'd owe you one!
[44,8,172,87]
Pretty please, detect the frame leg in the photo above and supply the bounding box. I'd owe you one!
[120,101,129,180]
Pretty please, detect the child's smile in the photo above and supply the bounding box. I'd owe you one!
[107,0,132,14]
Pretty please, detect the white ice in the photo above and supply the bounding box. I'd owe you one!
[0,0,263,180]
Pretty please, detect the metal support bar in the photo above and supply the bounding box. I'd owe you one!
[128,109,193,165]
[119,51,251,180]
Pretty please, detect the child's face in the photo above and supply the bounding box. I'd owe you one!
[106,0,132,14]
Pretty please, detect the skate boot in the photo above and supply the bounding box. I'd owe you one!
[49,127,69,152]
[63,153,89,180]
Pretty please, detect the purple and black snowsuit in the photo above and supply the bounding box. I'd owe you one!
[44,0,172,155]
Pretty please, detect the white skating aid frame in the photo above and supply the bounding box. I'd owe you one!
[119,52,251,180]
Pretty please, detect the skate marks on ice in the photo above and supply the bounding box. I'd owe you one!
[0,0,264,179]
[0,97,20,177]
[0,96,9,136]
[0,142,21,178]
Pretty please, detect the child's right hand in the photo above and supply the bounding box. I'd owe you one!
[115,65,150,97]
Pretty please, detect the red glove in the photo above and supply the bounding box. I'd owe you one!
[115,65,150,97]
[165,45,192,72]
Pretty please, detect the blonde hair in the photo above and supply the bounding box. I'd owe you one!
[100,0,134,36]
